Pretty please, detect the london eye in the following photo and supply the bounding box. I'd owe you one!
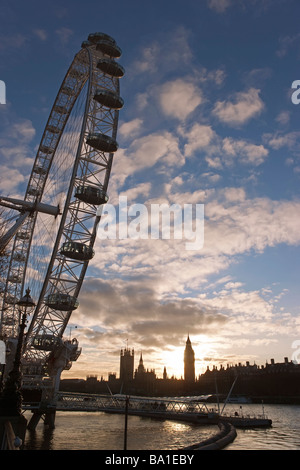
[0,32,124,411]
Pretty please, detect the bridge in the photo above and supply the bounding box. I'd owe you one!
[23,392,218,427]
[23,392,272,429]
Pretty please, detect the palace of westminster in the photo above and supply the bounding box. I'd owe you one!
[60,336,300,403]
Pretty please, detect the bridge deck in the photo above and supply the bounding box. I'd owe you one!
[23,392,272,428]
[24,392,216,423]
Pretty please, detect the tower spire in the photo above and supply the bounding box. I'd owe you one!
[184,335,195,383]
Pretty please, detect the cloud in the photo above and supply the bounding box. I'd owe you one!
[133,26,193,78]
[158,78,203,121]
[223,187,246,202]
[178,123,217,157]
[0,118,36,193]
[111,131,184,191]
[33,29,47,41]
[212,88,264,126]
[65,183,300,377]
[134,42,160,74]
[0,166,25,192]
[276,32,300,58]
[275,111,290,126]
[222,137,269,166]
[204,196,300,256]
[207,0,232,13]
[92,186,300,297]
[119,118,143,138]
[74,277,228,347]
[0,33,28,52]
[205,287,273,320]
[174,122,268,167]
[119,182,152,202]
[263,131,300,150]
[55,27,73,45]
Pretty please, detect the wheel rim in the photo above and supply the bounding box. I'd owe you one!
[0,33,124,378]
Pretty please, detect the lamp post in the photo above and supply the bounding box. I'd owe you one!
[0,288,35,416]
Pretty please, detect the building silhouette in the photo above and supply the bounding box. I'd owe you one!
[184,335,195,383]
[119,347,134,389]
[59,337,300,403]
[134,352,156,394]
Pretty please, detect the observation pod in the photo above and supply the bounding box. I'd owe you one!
[86,132,118,153]
[81,40,91,48]
[40,145,54,154]
[96,40,122,58]
[45,293,79,311]
[75,185,109,205]
[53,105,68,114]
[97,58,125,78]
[88,32,116,45]
[94,89,124,109]
[60,241,95,261]
[33,334,62,351]
[8,275,21,284]
[33,165,47,175]
[47,125,60,134]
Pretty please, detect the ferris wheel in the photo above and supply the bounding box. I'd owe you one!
[0,33,124,392]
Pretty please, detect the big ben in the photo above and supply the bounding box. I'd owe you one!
[184,335,195,383]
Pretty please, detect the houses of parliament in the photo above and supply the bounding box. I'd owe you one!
[60,335,300,403]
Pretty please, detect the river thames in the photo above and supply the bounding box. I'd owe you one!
[23,403,300,451]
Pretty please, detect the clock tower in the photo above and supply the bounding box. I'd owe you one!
[184,335,195,383]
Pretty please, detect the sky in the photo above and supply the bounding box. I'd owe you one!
[0,0,300,380]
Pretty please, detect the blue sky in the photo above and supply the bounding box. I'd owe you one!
[0,0,300,379]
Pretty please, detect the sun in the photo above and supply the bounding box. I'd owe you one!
[160,347,185,379]
[159,336,217,379]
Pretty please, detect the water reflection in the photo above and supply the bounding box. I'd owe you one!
[26,426,55,450]
[23,404,300,451]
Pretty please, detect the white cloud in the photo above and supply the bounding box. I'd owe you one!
[0,166,25,192]
[204,196,300,256]
[158,78,202,121]
[0,118,36,193]
[119,118,143,138]
[275,111,290,126]
[111,131,184,192]
[264,131,300,150]
[212,88,264,125]
[119,182,152,202]
[223,187,246,202]
[222,137,268,166]
[134,42,160,74]
[178,123,217,157]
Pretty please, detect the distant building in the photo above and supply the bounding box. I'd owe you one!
[58,334,300,403]
[184,335,195,383]
[120,347,134,387]
[134,352,156,394]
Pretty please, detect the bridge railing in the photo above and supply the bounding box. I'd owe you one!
[48,392,211,416]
